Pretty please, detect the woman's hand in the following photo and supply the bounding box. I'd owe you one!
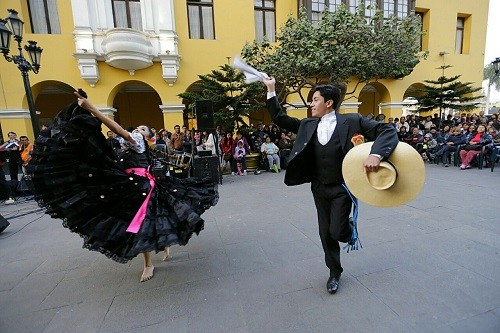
[74,91,95,112]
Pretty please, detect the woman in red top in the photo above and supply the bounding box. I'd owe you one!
[459,124,493,169]
[220,132,234,172]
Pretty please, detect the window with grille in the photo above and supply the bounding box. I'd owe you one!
[383,0,409,19]
[27,0,61,34]
[255,0,276,41]
[455,17,465,54]
[187,0,215,39]
[311,0,344,23]
[112,0,143,30]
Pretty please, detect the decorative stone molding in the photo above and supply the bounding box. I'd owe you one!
[341,102,362,110]
[160,104,185,113]
[74,51,100,87]
[99,107,117,116]
[159,54,181,86]
[0,109,37,118]
[71,0,180,86]
[101,28,154,72]
[380,102,408,109]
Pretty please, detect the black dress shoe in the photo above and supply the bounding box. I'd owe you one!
[326,276,340,294]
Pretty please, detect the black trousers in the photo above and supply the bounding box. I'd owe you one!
[312,181,352,278]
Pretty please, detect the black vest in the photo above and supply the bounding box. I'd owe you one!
[312,129,344,185]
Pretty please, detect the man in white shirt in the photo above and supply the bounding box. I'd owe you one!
[262,77,398,295]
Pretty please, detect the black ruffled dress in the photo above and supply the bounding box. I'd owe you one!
[31,101,218,263]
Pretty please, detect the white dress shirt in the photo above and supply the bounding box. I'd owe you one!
[317,112,337,145]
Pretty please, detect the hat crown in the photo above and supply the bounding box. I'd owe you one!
[365,161,396,190]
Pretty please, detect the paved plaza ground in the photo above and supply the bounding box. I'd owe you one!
[1,164,499,333]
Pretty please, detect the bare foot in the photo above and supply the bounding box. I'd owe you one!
[140,265,154,282]
[163,247,170,261]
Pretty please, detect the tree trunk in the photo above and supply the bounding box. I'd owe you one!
[485,81,492,114]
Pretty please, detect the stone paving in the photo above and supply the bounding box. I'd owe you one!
[0,164,499,333]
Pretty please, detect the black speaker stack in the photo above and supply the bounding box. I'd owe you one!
[195,100,215,132]
[192,156,219,184]
[0,214,9,233]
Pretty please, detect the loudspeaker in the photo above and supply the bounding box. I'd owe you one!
[0,214,9,234]
[195,100,215,131]
[193,156,219,184]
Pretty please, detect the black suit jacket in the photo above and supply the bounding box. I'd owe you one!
[266,96,399,186]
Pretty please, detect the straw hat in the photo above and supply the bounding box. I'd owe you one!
[342,142,425,207]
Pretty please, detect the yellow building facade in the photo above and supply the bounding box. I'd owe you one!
[0,0,489,141]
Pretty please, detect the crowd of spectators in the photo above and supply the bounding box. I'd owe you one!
[1,131,33,204]
[2,110,499,204]
[391,111,500,169]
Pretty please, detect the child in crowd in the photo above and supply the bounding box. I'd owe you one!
[233,140,247,176]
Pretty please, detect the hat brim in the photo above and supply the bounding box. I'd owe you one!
[342,142,426,207]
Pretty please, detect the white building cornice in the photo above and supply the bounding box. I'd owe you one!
[0,109,39,119]
[160,104,185,113]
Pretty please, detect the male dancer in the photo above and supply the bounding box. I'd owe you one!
[262,77,398,294]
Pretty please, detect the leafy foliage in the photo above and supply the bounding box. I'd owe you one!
[241,4,425,105]
[417,65,482,124]
[178,64,265,131]
[483,63,500,92]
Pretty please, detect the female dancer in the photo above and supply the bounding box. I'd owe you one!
[30,90,218,282]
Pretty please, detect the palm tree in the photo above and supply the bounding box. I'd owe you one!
[483,63,500,114]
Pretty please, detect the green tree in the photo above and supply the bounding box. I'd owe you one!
[241,4,425,105]
[178,64,265,131]
[417,65,482,127]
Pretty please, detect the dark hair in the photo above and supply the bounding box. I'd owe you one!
[313,85,342,111]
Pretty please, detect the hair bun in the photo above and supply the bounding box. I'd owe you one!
[77,88,88,98]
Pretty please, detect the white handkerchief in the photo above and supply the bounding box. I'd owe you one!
[232,57,269,83]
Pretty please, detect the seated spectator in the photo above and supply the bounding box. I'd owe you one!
[424,116,434,132]
[397,126,409,142]
[278,132,293,169]
[261,136,280,173]
[441,125,452,140]
[387,117,396,128]
[434,126,465,166]
[396,117,410,133]
[269,125,281,145]
[491,122,500,144]
[421,134,437,161]
[461,123,470,135]
[405,127,423,152]
[407,114,418,129]
[286,131,297,144]
[233,140,247,176]
[459,124,493,170]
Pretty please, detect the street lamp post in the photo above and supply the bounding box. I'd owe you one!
[493,57,500,76]
[0,9,43,138]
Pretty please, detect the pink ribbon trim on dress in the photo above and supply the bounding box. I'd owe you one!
[125,167,155,233]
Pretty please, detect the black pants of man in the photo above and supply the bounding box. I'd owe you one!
[311,182,353,278]
[0,166,13,199]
